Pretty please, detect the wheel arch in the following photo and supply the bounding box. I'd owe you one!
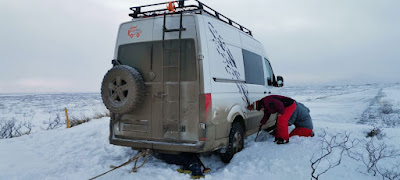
[227,105,246,131]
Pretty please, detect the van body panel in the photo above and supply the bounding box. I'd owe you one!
[239,32,265,57]
[245,84,267,130]
[196,15,212,94]
[152,15,197,41]
[115,19,154,56]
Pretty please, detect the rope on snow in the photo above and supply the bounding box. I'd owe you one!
[89,149,151,180]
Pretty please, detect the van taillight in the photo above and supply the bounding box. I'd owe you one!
[199,94,211,141]
[205,93,211,120]
[200,93,212,122]
[202,94,211,122]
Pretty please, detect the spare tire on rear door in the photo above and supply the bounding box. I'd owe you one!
[101,65,145,114]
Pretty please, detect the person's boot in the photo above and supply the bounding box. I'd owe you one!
[276,138,289,144]
[188,163,205,179]
[177,167,192,174]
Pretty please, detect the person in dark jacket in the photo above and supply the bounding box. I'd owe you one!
[248,95,313,144]
[287,102,314,138]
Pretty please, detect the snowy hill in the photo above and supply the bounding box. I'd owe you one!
[1,84,399,180]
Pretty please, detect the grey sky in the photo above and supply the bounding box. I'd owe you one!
[0,0,399,93]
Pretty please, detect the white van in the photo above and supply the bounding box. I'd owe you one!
[101,0,284,163]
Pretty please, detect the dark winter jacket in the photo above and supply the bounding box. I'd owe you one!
[259,95,295,124]
[288,102,313,129]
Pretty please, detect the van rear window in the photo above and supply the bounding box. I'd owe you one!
[118,39,197,82]
[242,49,265,85]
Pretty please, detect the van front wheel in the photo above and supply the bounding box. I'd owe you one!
[220,121,244,163]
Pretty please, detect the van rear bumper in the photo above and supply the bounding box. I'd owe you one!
[110,136,206,153]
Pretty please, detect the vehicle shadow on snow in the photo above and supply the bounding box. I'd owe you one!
[99,126,320,179]
[101,126,302,179]
[168,132,276,177]
[104,132,275,179]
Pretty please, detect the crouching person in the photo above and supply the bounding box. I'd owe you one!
[248,95,314,144]
[155,153,205,179]
[288,102,314,138]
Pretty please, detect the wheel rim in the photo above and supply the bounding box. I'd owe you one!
[232,131,243,152]
[108,76,129,104]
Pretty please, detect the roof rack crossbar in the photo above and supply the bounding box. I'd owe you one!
[198,2,203,9]
[128,0,252,36]
[215,12,220,19]
[129,5,199,18]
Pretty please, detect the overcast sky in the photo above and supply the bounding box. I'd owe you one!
[0,0,399,93]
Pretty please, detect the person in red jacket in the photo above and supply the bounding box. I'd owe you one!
[249,95,313,144]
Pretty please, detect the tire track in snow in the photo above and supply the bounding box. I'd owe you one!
[305,87,382,125]
[359,88,383,125]
[358,85,400,127]
[309,89,370,102]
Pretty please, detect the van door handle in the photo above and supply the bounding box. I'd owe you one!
[264,91,271,94]
[153,92,163,99]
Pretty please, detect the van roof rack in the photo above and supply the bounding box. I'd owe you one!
[129,0,252,36]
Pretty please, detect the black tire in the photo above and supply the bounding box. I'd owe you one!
[101,65,145,114]
[220,121,244,163]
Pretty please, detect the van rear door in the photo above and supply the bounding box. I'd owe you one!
[152,15,199,143]
[115,15,200,144]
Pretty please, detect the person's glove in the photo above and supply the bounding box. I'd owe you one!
[247,105,254,110]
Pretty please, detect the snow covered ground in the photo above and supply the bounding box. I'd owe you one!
[0,84,399,180]
[0,93,107,134]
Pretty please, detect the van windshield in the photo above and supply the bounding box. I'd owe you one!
[117,39,197,82]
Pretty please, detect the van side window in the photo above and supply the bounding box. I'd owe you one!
[264,58,273,86]
[242,49,264,85]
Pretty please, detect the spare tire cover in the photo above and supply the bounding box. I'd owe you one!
[101,65,145,114]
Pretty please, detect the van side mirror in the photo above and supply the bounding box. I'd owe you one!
[267,79,272,86]
[276,76,284,87]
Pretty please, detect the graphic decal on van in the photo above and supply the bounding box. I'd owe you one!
[208,23,240,79]
[128,26,143,38]
[236,83,250,106]
[208,22,250,106]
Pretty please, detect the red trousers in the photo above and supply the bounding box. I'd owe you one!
[289,127,313,137]
[275,103,296,141]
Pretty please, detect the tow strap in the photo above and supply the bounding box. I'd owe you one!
[89,149,151,180]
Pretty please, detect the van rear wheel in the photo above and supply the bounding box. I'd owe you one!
[220,121,244,163]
